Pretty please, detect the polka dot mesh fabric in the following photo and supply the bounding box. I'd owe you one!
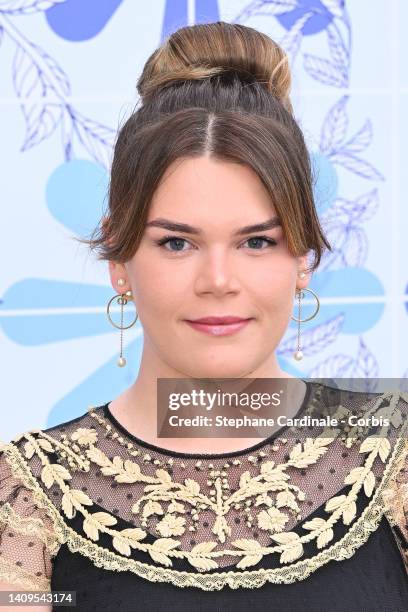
[0,455,59,590]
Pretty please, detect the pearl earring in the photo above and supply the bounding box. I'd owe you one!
[290,272,320,361]
[106,278,138,367]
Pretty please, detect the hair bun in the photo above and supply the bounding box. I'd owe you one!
[137,21,293,113]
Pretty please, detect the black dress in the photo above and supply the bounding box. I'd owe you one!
[1,380,407,611]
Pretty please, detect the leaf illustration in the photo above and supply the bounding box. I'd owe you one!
[70,109,115,169]
[304,54,348,88]
[330,153,385,181]
[327,22,349,72]
[320,0,344,17]
[320,95,349,154]
[13,42,69,150]
[342,119,372,154]
[235,0,298,23]
[0,1,67,14]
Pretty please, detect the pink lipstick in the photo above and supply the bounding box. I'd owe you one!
[184,316,253,337]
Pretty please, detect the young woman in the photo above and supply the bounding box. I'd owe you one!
[1,21,407,611]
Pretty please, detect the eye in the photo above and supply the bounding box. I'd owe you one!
[155,237,193,252]
[243,236,278,250]
[154,235,278,254]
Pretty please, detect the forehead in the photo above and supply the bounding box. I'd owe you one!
[148,156,277,224]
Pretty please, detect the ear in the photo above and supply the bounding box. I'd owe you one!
[108,261,129,293]
[296,255,311,290]
[102,216,130,294]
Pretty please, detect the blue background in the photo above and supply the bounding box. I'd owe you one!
[0,0,406,440]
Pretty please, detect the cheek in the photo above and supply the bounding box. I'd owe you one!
[128,258,186,319]
[248,255,296,304]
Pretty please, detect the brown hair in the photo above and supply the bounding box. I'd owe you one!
[79,21,331,273]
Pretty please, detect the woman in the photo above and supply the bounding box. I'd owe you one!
[1,21,407,611]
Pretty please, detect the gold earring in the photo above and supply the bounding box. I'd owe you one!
[106,281,138,367]
[290,286,320,361]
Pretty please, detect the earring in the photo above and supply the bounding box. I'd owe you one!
[106,279,139,367]
[290,283,320,361]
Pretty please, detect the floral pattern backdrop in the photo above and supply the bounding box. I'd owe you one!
[1,0,406,439]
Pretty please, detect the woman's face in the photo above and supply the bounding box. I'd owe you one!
[109,155,309,378]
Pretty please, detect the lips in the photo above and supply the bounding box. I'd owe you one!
[184,317,253,337]
[186,316,251,325]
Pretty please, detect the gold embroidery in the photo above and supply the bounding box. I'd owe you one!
[1,426,406,589]
[1,390,407,590]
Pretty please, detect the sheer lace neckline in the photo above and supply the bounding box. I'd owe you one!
[98,378,314,459]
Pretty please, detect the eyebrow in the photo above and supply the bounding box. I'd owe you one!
[145,217,282,236]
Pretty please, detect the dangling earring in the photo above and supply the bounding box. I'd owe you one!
[106,278,138,367]
[290,273,320,361]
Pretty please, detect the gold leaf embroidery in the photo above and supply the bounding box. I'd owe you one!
[271,532,304,564]
[148,538,180,567]
[2,390,405,585]
[232,539,263,570]
[112,528,147,556]
[2,417,407,589]
[317,528,334,549]
[83,511,118,541]
[325,495,347,512]
[41,463,71,489]
[342,501,357,525]
[71,427,98,446]
[363,471,376,497]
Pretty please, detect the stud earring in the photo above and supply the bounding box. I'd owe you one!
[106,280,138,367]
[290,281,320,361]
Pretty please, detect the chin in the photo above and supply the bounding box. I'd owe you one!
[183,361,254,380]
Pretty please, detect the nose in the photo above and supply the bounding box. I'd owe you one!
[193,247,240,296]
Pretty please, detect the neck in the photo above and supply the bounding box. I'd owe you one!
[108,347,303,454]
